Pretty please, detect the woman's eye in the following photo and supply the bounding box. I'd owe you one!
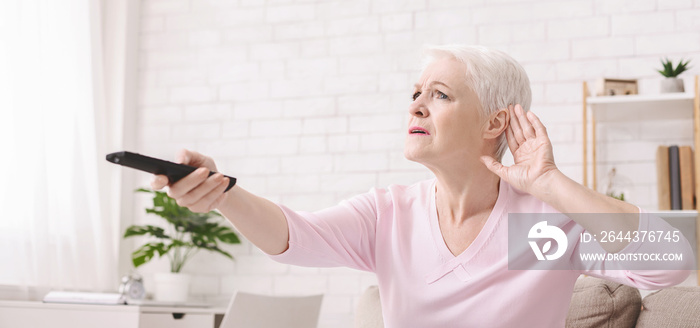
[412,92,421,101]
[437,91,449,100]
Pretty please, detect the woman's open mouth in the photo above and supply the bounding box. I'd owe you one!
[408,126,430,135]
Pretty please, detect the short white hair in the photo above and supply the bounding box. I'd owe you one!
[422,45,532,161]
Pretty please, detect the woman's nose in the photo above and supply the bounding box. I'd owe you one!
[409,96,429,118]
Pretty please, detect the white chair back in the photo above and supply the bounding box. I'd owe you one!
[354,286,384,328]
[219,292,323,328]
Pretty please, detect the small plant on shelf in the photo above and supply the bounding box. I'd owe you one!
[603,167,630,203]
[657,58,692,93]
[657,58,692,78]
[606,192,625,202]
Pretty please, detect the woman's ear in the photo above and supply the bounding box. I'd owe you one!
[482,106,510,140]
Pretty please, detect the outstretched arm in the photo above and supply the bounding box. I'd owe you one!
[151,149,290,255]
[480,104,638,253]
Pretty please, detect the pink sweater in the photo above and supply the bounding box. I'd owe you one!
[270,178,693,327]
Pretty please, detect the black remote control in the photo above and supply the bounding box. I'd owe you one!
[106,151,236,192]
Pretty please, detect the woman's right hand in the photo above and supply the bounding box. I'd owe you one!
[151,149,230,213]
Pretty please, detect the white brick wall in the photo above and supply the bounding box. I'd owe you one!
[132,0,700,326]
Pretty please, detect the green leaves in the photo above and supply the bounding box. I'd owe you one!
[125,188,241,272]
[217,228,241,244]
[210,246,234,260]
[124,225,170,239]
[131,242,168,268]
[606,191,625,201]
[658,58,692,78]
[136,188,222,231]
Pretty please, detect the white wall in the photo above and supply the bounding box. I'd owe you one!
[131,0,700,326]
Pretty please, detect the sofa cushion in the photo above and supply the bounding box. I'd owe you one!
[566,276,641,328]
[636,287,700,328]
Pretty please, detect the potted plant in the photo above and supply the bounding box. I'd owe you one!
[602,167,631,202]
[124,188,240,302]
[657,58,692,93]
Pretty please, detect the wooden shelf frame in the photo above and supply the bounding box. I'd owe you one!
[582,76,700,285]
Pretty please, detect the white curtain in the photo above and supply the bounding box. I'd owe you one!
[0,0,132,294]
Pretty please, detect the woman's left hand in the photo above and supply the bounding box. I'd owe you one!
[480,104,559,195]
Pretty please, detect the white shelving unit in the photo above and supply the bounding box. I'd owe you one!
[587,92,694,122]
[582,76,700,284]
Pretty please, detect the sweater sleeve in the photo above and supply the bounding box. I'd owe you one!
[574,207,695,290]
[267,190,381,272]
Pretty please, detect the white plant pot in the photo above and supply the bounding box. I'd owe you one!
[661,77,685,93]
[153,272,191,303]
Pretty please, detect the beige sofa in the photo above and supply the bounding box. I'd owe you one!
[354,276,700,327]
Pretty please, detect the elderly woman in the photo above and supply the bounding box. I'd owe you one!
[151,45,693,327]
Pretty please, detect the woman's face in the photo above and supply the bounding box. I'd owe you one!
[404,57,486,167]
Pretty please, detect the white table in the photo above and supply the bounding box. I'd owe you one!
[0,301,227,328]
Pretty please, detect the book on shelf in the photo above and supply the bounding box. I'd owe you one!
[43,291,126,305]
[656,146,670,210]
[669,145,681,210]
[679,146,695,210]
[656,145,696,211]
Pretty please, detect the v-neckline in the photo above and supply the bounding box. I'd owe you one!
[428,178,508,263]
